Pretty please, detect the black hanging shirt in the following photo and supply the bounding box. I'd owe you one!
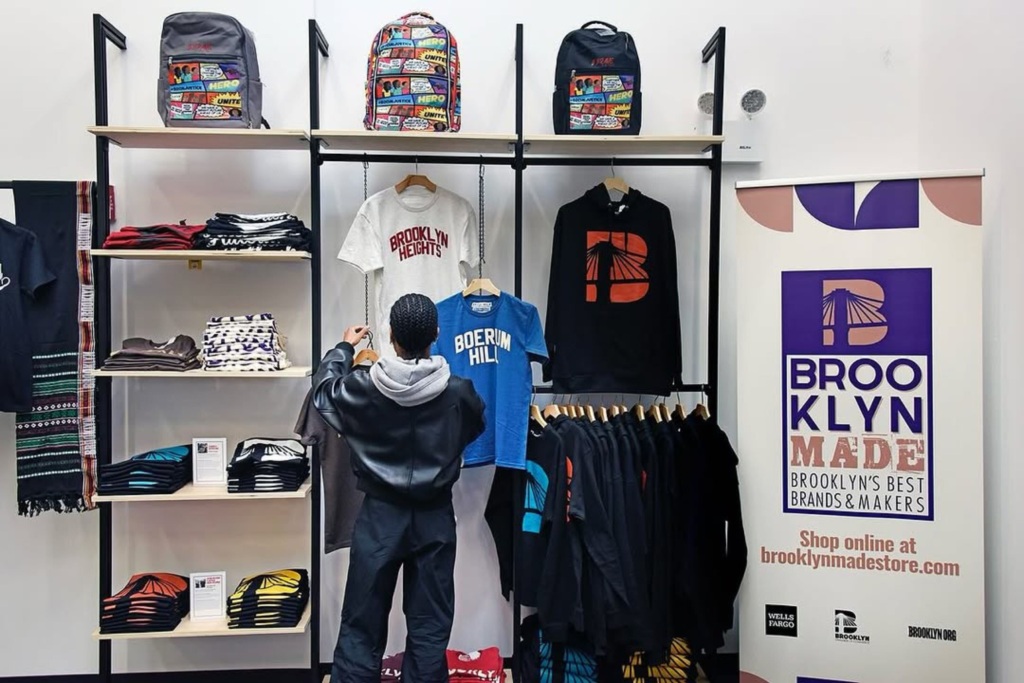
[0,219,55,412]
[544,186,683,395]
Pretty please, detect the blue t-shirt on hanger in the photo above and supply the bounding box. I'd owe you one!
[433,291,547,469]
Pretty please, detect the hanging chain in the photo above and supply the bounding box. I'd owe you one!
[478,160,485,278]
[362,159,373,349]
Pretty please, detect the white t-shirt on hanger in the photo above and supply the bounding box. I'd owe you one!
[338,185,479,356]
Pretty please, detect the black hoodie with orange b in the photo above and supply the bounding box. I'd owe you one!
[544,185,684,395]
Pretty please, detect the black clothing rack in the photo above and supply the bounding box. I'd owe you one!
[83,13,723,683]
[307,20,726,683]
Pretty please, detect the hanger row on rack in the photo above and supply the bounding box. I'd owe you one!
[530,397,709,428]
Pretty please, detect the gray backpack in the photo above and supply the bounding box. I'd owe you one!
[157,12,266,128]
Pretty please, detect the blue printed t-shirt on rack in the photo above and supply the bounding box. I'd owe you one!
[433,292,547,469]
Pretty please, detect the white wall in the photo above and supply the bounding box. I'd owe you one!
[0,0,1017,678]
[917,2,1024,680]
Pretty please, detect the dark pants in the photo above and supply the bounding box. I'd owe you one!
[331,496,457,683]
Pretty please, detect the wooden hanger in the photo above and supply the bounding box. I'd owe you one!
[602,159,630,199]
[530,404,547,428]
[647,404,663,423]
[598,406,609,422]
[353,347,379,366]
[462,278,501,297]
[609,405,621,417]
[696,403,710,420]
[633,403,646,421]
[658,403,672,422]
[395,159,437,194]
[542,404,562,420]
[673,403,688,420]
[584,404,597,422]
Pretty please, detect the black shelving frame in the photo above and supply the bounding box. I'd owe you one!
[90,14,324,683]
[80,14,725,683]
[307,20,726,683]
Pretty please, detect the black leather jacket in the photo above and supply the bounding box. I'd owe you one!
[312,342,485,505]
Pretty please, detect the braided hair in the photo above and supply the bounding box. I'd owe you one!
[390,293,438,358]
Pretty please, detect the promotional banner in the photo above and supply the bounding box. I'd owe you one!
[735,171,985,683]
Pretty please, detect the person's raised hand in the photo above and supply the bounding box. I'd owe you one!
[343,325,370,347]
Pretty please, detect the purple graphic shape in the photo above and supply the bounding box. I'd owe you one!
[855,179,920,229]
[795,183,855,229]
[782,268,931,356]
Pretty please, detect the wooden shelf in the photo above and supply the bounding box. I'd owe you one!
[91,249,311,262]
[314,129,516,155]
[94,482,311,503]
[524,134,723,156]
[88,126,310,151]
[94,367,312,379]
[94,603,311,640]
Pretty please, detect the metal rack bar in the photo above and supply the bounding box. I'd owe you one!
[524,157,712,167]
[308,18,329,683]
[702,27,726,419]
[531,383,711,395]
[319,152,513,165]
[92,15,125,683]
[507,21,524,683]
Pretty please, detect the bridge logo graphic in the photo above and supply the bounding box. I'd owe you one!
[821,279,887,348]
[585,231,649,303]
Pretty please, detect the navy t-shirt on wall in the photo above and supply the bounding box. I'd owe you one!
[433,292,547,469]
[0,219,56,412]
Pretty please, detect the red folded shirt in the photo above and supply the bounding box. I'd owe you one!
[102,224,205,250]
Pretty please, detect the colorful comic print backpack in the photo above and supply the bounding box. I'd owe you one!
[157,12,266,128]
[553,21,641,134]
[364,12,461,132]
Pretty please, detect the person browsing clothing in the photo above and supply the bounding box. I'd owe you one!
[312,293,486,683]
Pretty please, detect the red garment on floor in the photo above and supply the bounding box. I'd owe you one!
[447,648,505,682]
[378,648,505,682]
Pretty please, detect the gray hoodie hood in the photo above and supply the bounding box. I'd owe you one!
[369,354,451,407]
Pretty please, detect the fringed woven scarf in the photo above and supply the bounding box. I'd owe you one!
[13,181,96,515]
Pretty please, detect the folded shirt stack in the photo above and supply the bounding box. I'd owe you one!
[100,573,190,634]
[202,314,291,372]
[101,223,205,250]
[227,568,309,629]
[97,445,192,496]
[381,648,506,682]
[227,438,310,493]
[102,335,201,372]
[194,212,311,252]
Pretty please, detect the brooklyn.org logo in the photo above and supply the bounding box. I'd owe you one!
[908,625,957,642]
[834,610,869,643]
[765,604,798,637]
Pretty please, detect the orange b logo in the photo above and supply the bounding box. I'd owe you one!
[585,231,649,303]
